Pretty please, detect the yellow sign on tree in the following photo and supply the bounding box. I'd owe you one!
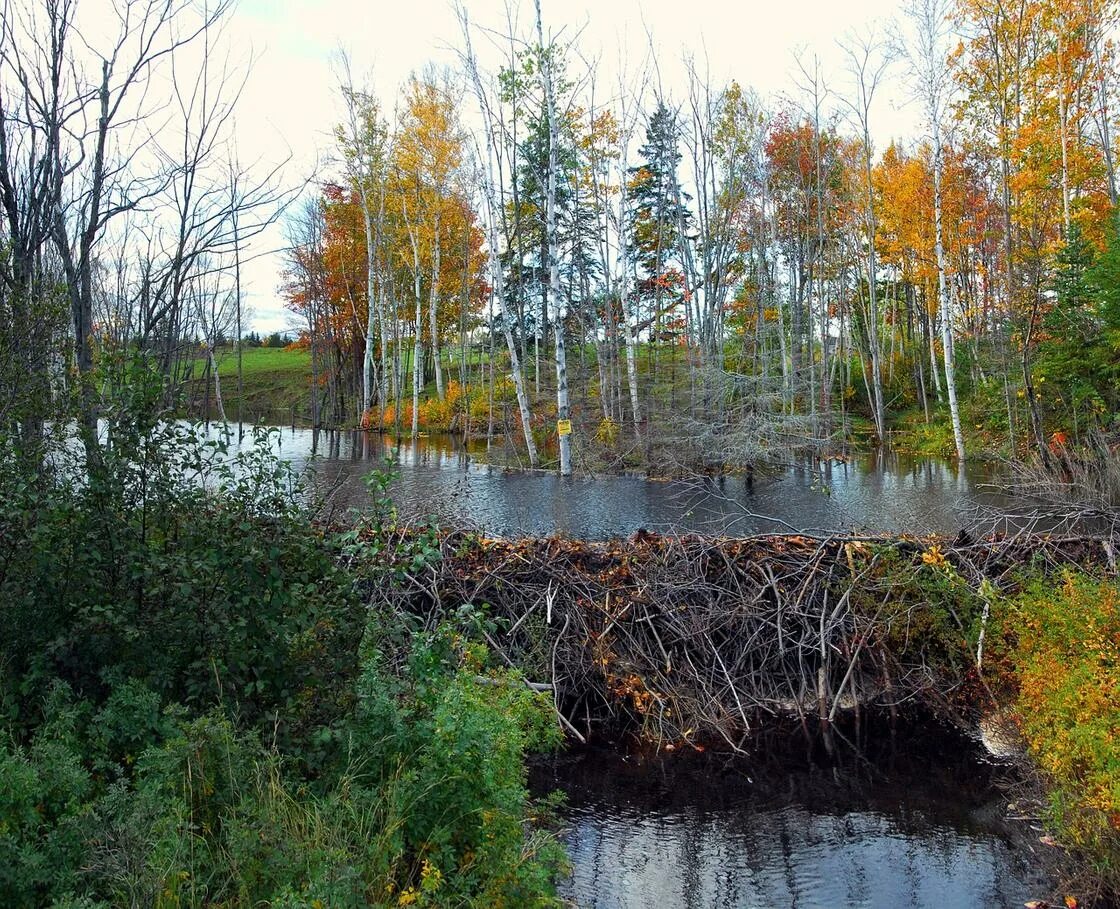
[557,419,572,436]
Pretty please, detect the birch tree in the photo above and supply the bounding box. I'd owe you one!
[534,0,572,475]
[900,0,966,460]
[615,76,645,434]
[459,5,539,466]
[336,56,390,419]
[840,32,890,442]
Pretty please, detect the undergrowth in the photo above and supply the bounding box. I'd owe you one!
[0,359,565,908]
[997,572,1120,897]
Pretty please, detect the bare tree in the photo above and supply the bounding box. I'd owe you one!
[9,0,234,440]
[187,261,236,423]
[839,30,891,442]
[0,0,67,449]
[0,0,300,452]
[284,197,328,428]
[458,4,539,467]
[615,78,644,436]
[793,52,832,434]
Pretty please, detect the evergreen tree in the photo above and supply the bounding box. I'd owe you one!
[627,102,692,319]
[1037,224,1118,427]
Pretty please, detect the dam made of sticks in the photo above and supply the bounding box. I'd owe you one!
[356,529,1114,748]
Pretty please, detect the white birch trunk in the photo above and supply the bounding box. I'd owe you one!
[933,126,966,460]
[429,206,445,400]
[208,346,227,423]
[409,227,423,440]
[459,8,539,466]
[361,204,378,417]
[618,132,641,432]
[536,0,571,475]
[375,185,391,410]
[929,303,944,401]
[1058,36,1071,236]
[862,145,886,440]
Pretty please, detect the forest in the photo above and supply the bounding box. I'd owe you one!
[1,0,1120,906]
[269,0,1120,482]
[3,0,1119,479]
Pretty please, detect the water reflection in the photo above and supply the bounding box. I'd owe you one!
[531,722,1048,909]
[208,425,1012,539]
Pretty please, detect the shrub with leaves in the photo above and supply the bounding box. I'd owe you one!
[0,359,566,907]
[1005,573,1120,893]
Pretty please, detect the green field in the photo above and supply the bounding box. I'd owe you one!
[213,345,311,377]
[189,346,312,422]
[191,345,494,424]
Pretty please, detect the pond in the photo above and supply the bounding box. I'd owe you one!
[219,425,1017,539]
[203,423,1054,906]
[530,719,1052,909]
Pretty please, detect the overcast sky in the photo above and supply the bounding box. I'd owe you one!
[223,0,921,332]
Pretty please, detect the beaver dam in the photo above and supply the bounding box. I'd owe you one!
[358,529,1110,747]
[353,528,1117,906]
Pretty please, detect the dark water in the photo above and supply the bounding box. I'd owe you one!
[202,424,1049,905]
[530,722,1051,909]
[225,426,1014,539]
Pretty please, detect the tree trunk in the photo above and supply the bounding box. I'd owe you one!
[208,346,227,422]
[536,0,571,475]
[411,238,423,440]
[933,129,966,460]
[429,206,445,400]
[361,203,378,417]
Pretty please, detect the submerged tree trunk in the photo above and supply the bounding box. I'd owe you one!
[208,346,227,423]
[536,0,571,475]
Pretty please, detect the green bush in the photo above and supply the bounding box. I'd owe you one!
[0,692,93,907]
[0,360,566,907]
[0,378,363,752]
[349,621,565,906]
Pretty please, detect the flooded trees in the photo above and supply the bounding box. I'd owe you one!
[534,0,572,475]
[281,0,1120,478]
[459,5,540,466]
[899,0,967,460]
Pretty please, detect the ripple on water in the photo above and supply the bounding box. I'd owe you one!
[532,725,1051,909]
[197,424,1018,538]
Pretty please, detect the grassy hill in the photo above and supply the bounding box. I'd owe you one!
[188,346,313,424]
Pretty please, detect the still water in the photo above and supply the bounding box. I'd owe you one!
[530,722,1050,909]
[232,426,1015,539]
[210,425,1047,906]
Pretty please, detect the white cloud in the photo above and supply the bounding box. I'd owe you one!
[219,0,920,332]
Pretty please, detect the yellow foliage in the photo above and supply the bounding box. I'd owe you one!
[921,545,948,568]
[595,417,620,446]
[1012,573,1120,870]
